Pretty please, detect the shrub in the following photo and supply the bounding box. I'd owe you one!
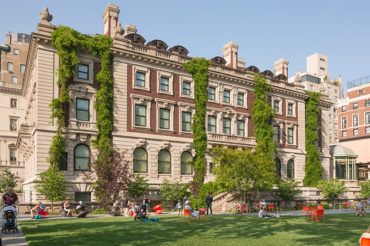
[317,179,348,202]
[191,182,220,210]
[274,179,302,206]
[358,180,370,199]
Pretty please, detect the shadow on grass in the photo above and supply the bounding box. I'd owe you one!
[20,214,368,246]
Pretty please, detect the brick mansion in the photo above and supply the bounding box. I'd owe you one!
[1,5,367,203]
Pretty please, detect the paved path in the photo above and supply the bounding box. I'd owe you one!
[1,227,27,246]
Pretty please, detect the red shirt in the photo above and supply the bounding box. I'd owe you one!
[2,192,18,206]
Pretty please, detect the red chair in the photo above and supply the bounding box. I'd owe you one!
[153,204,164,214]
[199,208,207,222]
[312,207,325,223]
[318,205,324,210]
[343,202,349,209]
[183,209,196,223]
[257,203,260,211]
[360,237,370,246]
[241,204,247,215]
[302,206,310,220]
[268,204,275,213]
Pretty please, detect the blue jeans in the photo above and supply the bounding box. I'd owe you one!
[206,204,212,215]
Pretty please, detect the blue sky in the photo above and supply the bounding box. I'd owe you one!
[1,0,369,91]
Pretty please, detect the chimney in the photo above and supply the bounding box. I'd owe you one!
[124,24,137,35]
[6,32,11,44]
[222,42,239,69]
[273,58,289,77]
[238,58,246,68]
[102,4,120,38]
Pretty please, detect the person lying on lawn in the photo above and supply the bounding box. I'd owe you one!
[184,200,199,221]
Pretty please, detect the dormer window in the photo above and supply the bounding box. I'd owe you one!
[77,64,89,80]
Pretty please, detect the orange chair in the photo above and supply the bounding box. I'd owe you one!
[312,207,325,223]
[183,209,196,223]
[268,204,275,213]
[241,204,247,215]
[360,237,370,246]
[302,206,310,220]
[199,208,207,222]
[257,203,260,211]
[153,204,165,214]
[318,205,324,210]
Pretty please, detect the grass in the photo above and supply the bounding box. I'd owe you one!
[20,214,368,246]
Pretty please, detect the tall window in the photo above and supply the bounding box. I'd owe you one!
[181,152,193,175]
[341,117,347,129]
[287,127,294,144]
[287,159,295,179]
[353,102,358,110]
[133,147,148,173]
[159,108,170,129]
[10,119,17,131]
[135,72,145,87]
[237,93,244,106]
[273,100,280,112]
[10,98,17,108]
[135,105,146,126]
[208,87,215,100]
[287,103,294,115]
[74,144,90,171]
[77,64,89,80]
[7,62,13,72]
[237,120,245,137]
[76,99,89,121]
[366,100,370,107]
[223,90,230,103]
[342,106,347,112]
[365,112,370,124]
[223,118,231,135]
[158,149,171,174]
[208,116,216,133]
[275,159,281,177]
[274,126,280,142]
[160,77,169,91]
[9,148,17,162]
[182,112,191,131]
[59,152,68,171]
[353,114,358,127]
[20,64,25,73]
[182,82,191,95]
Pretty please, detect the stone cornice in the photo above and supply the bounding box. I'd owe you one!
[0,86,22,95]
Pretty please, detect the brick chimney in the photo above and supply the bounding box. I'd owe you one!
[222,42,239,69]
[102,4,120,38]
[273,58,289,77]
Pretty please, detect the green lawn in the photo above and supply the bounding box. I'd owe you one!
[20,214,368,246]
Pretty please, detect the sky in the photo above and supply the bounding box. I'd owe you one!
[1,0,370,91]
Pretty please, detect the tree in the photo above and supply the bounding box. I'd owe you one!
[35,166,69,211]
[212,146,276,203]
[0,168,17,192]
[358,180,370,199]
[316,179,348,203]
[92,150,132,209]
[159,179,190,209]
[273,179,302,207]
[127,175,149,202]
[192,181,220,210]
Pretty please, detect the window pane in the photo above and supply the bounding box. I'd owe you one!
[133,148,148,173]
[182,112,191,131]
[7,62,13,71]
[77,64,89,80]
[75,192,91,202]
[366,113,370,124]
[13,49,19,56]
[77,99,89,110]
[237,93,244,105]
[136,72,145,87]
[237,120,245,136]
[183,82,190,95]
[287,160,294,178]
[223,90,230,103]
[76,99,89,121]
[208,87,215,100]
[11,76,17,83]
[223,118,231,135]
[208,116,216,133]
[20,64,25,73]
[74,145,90,171]
[274,101,279,112]
[181,152,193,175]
[274,126,280,142]
[135,105,146,126]
[159,108,170,129]
[275,159,281,177]
[158,150,171,174]
[75,145,90,157]
[288,128,294,144]
[160,77,169,91]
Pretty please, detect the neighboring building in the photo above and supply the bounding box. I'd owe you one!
[0,33,29,188]
[337,82,370,181]
[288,53,344,145]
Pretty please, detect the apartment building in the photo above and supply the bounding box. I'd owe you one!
[0,33,29,188]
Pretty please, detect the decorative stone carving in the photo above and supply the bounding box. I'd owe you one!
[79,134,88,143]
[40,7,53,24]
[294,74,301,83]
[124,24,137,35]
[114,22,124,38]
[319,85,326,93]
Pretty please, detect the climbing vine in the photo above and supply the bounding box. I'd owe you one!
[183,58,211,197]
[50,26,114,202]
[303,91,323,186]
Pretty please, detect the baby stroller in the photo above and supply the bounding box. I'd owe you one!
[134,204,148,221]
[2,209,18,234]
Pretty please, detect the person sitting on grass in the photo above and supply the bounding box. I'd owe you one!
[359,225,370,245]
[75,201,86,214]
[258,206,271,218]
[30,202,48,219]
[64,200,72,217]
[184,200,199,221]
[109,200,121,216]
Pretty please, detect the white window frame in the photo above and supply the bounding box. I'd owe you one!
[352,114,359,127]
[353,128,359,136]
[271,96,283,115]
[222,86,233,106]
[132,65,150,91]
[155,99,175,132]
[74,57,94,84]
[366,126,370,134]
[9,117,18,131]
[236,115,247,137]
[342,130,347,138]
[273,122,284,145]
[157,71,173,95]
[365,111,370,125]
[341,116,347,129]
[131,94,152,130]
[180,76,194,99]
[178,103,195,134]
[235,89,247,108]
[208,81,219,103]
[286,123,297,146]
[286,100,296,117]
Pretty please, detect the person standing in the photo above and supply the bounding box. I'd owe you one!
[2,187,18,207]
[183,195,188,212]
[206,192,213,215]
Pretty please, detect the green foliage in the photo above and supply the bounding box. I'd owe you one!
[316,179,348,202]
[274,179,302,202]
[127,175,149,202]
[183,58,211,197]
[212,146,276,203]
[35,166,69,210]
[160,179,190,208]
[358,180,370,199]
[303,92,323,186]
[0,168,17,192]
[191,181,220,210]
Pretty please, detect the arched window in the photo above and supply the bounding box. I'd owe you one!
[158,149,171,174]
[275,158,281,177]
[287,159,295,179]
[74,144,90,171]
[181,152,193,175]
[133,148,148,173]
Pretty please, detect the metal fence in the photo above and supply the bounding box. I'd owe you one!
[347,76,370,89]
